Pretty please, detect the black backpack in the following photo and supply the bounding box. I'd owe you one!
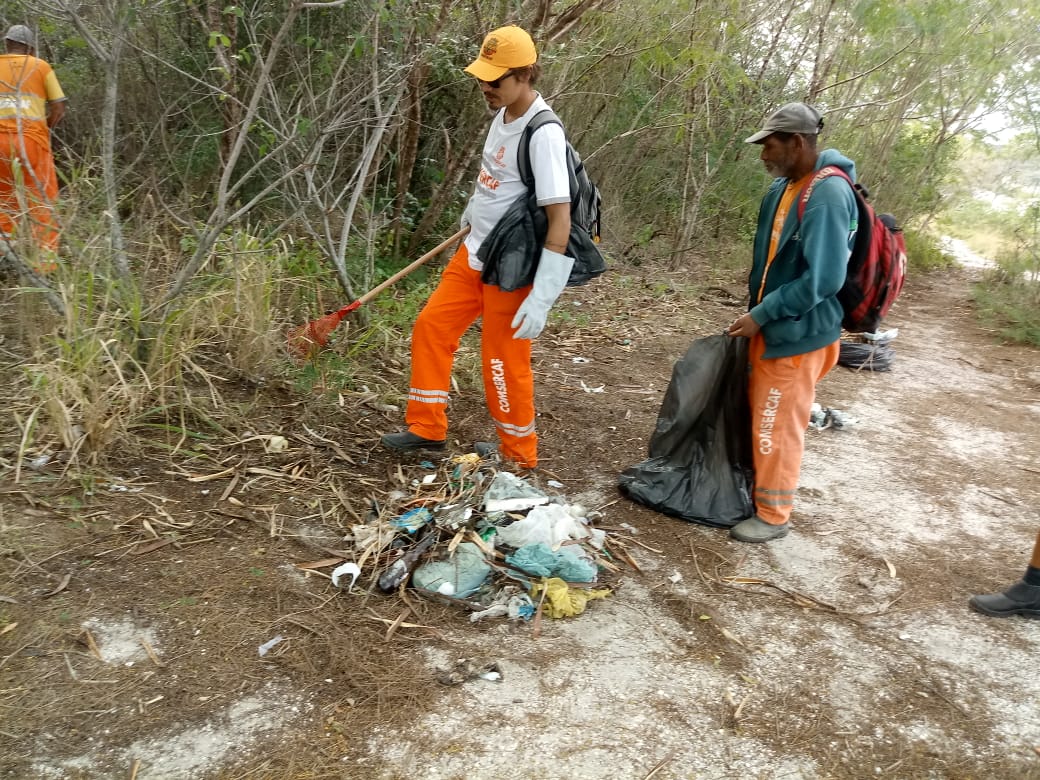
[518,109,606,286]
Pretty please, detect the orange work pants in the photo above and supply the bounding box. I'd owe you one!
[747,333,839,525]
[406,245,539,467]
[0,132,59,252]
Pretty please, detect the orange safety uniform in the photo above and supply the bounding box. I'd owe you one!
[747,333,838,525]
[747,164,851,525]
[0,52,65,251]
[406,244,538,465]
[403,93,570,468]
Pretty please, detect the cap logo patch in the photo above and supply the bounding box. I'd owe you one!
[482,36,500,60]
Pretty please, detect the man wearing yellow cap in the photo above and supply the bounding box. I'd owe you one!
[0,24,66,263]
[381,25,573,469]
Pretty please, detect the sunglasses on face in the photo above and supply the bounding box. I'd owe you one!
[479,71,515,89]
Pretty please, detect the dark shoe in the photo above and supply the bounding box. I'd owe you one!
[380,430,445,452]
[969,580,1040,619]
[730,515,790,543]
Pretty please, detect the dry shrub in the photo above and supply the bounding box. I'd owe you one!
[13,227,296,469]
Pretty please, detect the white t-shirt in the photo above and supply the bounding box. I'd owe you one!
[463,94,571,271]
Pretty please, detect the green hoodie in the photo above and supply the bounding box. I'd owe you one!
[747,148,858,358]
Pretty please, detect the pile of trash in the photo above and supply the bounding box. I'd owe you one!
[326,453,633,623]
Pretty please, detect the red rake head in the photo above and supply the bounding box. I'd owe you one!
[286,311,344,358]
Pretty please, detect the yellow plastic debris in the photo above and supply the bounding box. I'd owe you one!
[531,577,611,618]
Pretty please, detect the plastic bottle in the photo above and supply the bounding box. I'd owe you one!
[377,532,436,592]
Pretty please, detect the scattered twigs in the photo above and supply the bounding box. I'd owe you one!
[140,637,165,667]
[643,750,678,780]
[383,606,413,641]
[605,537,643,573]
[720,575,841,613]
[42,572,72,598]
[364,607,438,637]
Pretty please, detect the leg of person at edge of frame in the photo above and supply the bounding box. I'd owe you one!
[969,529,1040,619]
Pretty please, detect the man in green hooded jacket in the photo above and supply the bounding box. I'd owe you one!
[727,102,858,543]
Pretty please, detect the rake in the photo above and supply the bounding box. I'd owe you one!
[287,227,469,357]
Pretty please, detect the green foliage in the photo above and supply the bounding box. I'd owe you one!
[971,203,1040,346]
[880,125,958,223]
[973,272,1040,346]
[6,0,1040,444]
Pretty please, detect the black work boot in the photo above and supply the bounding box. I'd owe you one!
[380,430,445,452]
[968,580,1040,619]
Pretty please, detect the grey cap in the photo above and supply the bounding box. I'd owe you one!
[4,25,35,47]
[745,102,823,144]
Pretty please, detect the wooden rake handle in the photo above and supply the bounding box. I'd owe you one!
[344,226,470,315]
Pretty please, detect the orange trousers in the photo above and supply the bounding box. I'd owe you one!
[405,245,539,467]
[0,132,59,252]
[747,333,839,525]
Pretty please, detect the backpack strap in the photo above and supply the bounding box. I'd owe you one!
[518,109,564,191]
[796,165,854,220]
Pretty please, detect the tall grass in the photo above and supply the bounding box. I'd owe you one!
[972,249,1040,348]
[11,227,296,472]
[903,228,955,273]
[6,221,485,474]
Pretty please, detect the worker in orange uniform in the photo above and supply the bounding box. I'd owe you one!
[0,24,67,266]
[380,25,572,469]
[727,103,859,543]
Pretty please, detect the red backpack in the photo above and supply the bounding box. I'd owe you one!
[798,166,907,333]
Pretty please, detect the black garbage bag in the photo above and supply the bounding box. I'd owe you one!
[838,340,894,371]
[618,334,754,528]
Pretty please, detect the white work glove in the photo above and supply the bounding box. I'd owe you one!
[460,201,473,229]
[511,248,575,340]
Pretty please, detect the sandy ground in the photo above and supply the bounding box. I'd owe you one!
[357,266,1040,779]
[3,259,1040,780]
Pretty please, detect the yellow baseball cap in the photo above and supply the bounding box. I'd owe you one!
[464,25,537,82]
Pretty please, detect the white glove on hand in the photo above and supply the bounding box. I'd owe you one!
[460,202,473,230]
[511,248,575,340]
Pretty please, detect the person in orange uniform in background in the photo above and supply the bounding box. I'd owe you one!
[380,25,572,468]
[0,24,67,265]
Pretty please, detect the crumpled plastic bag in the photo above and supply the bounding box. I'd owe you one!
[505,543,597,582]
[483,470,549,512]
[390,507,433,533]
[495,504,595,549]
[531,577,611,618]
[350,523,396,553]
[469,588,536,622]
[412,542,491,598]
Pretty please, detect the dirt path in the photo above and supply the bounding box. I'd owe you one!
[3,264,1039,779]
[358,266,1040,780]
